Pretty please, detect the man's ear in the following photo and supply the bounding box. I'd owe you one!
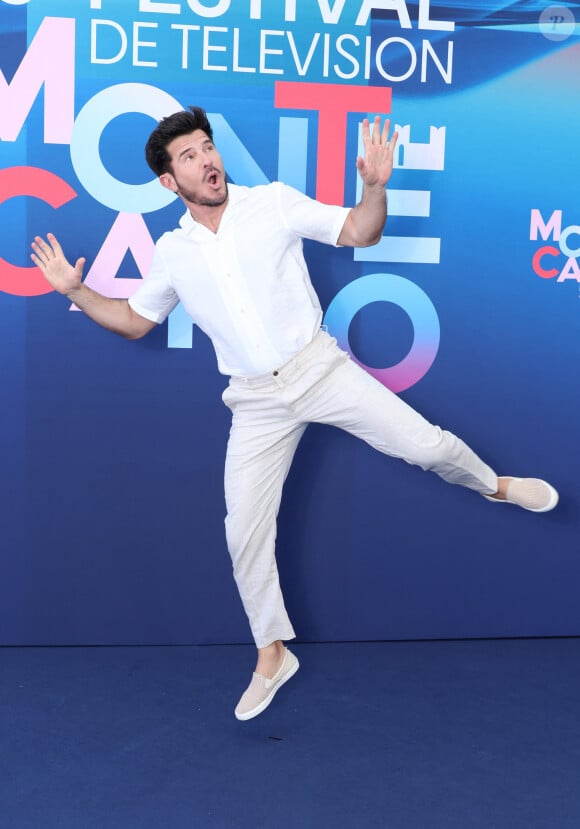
[159,173,177,192]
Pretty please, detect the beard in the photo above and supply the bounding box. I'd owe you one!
[175,177,228,207]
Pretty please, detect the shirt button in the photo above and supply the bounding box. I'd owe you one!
[273,370,279,376]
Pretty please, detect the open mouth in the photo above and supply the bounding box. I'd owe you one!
[206,170,220,188]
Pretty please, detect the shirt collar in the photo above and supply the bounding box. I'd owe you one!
[178,183,249,234]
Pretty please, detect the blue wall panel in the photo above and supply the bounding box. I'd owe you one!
[0,0,578,644]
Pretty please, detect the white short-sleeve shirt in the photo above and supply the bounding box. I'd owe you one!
[128,182,350,376]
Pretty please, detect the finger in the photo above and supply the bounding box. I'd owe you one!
[371,115,381,144]
[361,117,370,143]
[30,252,45,270]
[381,118,392,144]
[32,235,55,259]
[31,239,50,265]
[46,232,64,257]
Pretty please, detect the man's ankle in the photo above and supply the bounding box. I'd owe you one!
[255,640,285,678]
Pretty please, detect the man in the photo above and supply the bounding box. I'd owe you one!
[31,106,559,722]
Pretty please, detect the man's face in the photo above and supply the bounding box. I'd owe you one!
[160,129,228,208]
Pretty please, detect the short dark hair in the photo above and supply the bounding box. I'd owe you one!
[145,106,214,176]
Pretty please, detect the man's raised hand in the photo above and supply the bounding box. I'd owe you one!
[31,233,85,297]
[356,116,399,189]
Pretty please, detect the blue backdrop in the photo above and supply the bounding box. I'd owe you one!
[1,0,579,645]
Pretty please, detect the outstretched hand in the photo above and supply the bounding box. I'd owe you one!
[356,116,398,188]
[31,233,85,296]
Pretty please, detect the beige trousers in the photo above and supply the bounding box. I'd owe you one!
[222,330,497,648]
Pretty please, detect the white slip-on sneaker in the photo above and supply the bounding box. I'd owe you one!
[483,477,559,513]
[234,648,299,721]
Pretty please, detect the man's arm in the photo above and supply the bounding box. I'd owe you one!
[31,233,156,340]
[337,116,398,248]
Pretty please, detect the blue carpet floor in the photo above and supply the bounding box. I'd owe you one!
[2,638,579,829]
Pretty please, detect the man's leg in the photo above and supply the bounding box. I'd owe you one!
[223,333,557,720]
[224,405,305,649]
[295,346,495,491]
[296,336,557,510]
[223,382,306,718]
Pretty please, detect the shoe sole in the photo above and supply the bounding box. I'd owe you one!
[235,654,300,721]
